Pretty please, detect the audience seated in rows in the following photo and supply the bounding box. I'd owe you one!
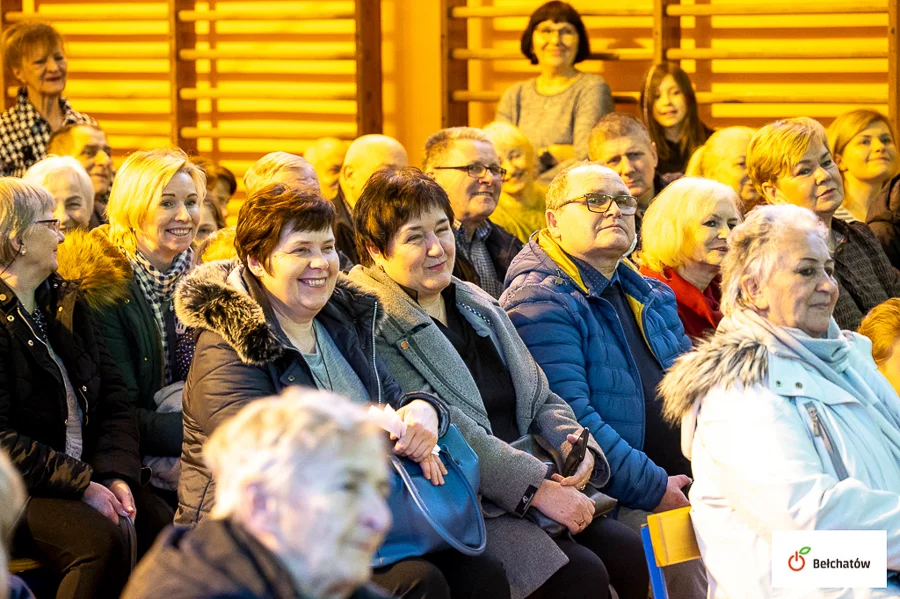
[661,204,900,598]
[0,22,96,177]
[0,178,141,597]
[859,298,900,396]
[56,148,207,554]
[334,134,408,265]
[635,177,741,342]
[496,1,613,184]
[589,113,666,220]
[501,162,707,597]
[173,185,515,599]
[305,137,349,201]
[827,109,900,267]
[640,63,713,179]
[483,121,547,243]
[23,155,94,233]
[124,389,395,599]
[46,123,113,226]
[348,167,648,599]
[424,127,523,299]
[748,116,900,330]
[685,126,761,214]
[243,151,320,198]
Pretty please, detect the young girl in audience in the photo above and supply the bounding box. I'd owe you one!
[640,63,713,177]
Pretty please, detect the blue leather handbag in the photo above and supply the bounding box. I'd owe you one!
[372,424,486,567]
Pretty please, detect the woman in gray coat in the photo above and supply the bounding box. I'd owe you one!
[347,167,648,599]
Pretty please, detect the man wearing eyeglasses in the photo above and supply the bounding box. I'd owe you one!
[48,123,114,227]
[502,163,706,598]
[424,127,523,298]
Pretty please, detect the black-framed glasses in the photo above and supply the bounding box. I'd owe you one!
[563,193,638,215]
[34,219,61,233]
[432,164,507,179]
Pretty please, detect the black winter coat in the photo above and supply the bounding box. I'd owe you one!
[868,173,900,270]
[123,519,393,599]
[173,262,446,525]
[0,275,141,497]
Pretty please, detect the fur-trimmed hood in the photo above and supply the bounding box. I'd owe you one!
[56,226,132,311]
[659,329,769,428]
[174,259,382,366]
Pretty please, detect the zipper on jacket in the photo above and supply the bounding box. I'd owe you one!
[804,403,849,481]
[371,301,383,406]
[18,306,89,425]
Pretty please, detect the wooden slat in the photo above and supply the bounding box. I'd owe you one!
[355,0,383,134]
[451,48,653,61]
[102,123,173,136]
[891,0,900,131]
[177,6,355,22]
[667,2,887,16]
[654,0,681,64]
[668,48,889,60]
[66,47,169,59]
[7,87,168,99]
[0,0,24,111]
[5,8,167,21]
[450,90,887,105]
[451,6,653,18]
[181,125,356,139]
[180,87,356,100]
[442,0,469,127]
[179,47,356,61]
[170,0,197,153]
[452,90,641,103]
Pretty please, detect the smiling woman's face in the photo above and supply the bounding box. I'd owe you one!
[747,229,839,338]
[682,196,741,270]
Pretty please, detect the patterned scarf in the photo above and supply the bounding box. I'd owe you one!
[128,248,193,383]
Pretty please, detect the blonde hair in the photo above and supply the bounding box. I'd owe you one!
[106,148,206,253]
[859,298,900,364]
[686,127,756,179]
[197,226,237,263]
[636,177,741,273]
[23,155,94,205]
[747,117,828,196]
[0,450,25,598]
[243,152,316,197]
[719,204,827,315]
[0,178,56,265]
[483,121,537,179]
[205,387,386,521]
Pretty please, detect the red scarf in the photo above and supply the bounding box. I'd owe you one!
[640,266,722,344]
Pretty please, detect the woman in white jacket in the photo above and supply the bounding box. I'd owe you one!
[659,204,900,598]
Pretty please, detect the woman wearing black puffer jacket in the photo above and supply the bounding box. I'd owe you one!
[0,178,141,599]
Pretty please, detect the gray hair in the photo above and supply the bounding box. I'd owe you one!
[243,152,316,197]
[23,155,94,204]
[0,178,56,266]
[422,127,493,171]
[720,204,828,315]
[545,161,620,210]
[205,387,386,521]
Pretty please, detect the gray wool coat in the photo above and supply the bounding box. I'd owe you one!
[348,266,611,599]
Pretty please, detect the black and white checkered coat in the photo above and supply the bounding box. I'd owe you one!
[0,87,97,177]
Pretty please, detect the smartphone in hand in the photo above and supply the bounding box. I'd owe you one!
[561,428,589,478]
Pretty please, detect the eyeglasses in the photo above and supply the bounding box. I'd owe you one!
[432,164,507,179]
[534,25,578,39]
[561,193,639,215]
[34,219,61,233]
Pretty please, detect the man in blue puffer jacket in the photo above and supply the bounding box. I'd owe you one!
[502,162,705,598]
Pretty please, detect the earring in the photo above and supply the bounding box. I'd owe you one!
[19,245,25,256]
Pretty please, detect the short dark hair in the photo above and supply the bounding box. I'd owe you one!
[235,183,335,274]
[215,165,238,196]
[354,167,454,267]
[520,1,590,66]
[3,21,65,75]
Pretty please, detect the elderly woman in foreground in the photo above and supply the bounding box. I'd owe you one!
[635,177,741,342]
[348,167,648,599]
[124,388,393,599]
[660,204,900,598]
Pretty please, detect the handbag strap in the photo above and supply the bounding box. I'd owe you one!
[390,451,487,556]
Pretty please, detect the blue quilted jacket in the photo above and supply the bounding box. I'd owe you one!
[501,233,691,511]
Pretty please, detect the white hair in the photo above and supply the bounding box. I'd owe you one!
[23,155,94,203]
[205,387,385,521]
[720,204,828,315]
[545,161,621,210]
